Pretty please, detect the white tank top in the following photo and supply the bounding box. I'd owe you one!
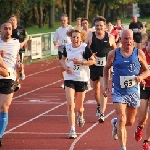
[65,43,89,82]
[0,38,20,80]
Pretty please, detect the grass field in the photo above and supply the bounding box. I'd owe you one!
[26,18,148,35]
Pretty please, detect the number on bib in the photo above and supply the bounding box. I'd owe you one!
[73,65,80,70]
[120,76,136,88]
[96,57,106,66]
[61,37,67,45]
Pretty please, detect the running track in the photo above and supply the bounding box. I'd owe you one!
[2,58,144,150]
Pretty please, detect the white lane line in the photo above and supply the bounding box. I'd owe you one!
[69,110,115,150]
[4,102,66,135]
[25,66,60,77]
[8,132,82,135]
[13,79,62,100]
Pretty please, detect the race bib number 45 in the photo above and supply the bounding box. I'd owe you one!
[96,57,106,66]
[120,76,136,88]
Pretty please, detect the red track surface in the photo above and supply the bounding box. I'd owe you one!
[1,58,144,150]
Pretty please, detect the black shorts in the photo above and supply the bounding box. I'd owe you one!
[90,66,103,81]
[133,37,142,43]
[140,87,150,99]
[64,80,87,92]
[58,51,63,60]
[0,79,15,94]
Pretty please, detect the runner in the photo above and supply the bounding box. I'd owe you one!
[107,22,119,43]
[9,15,29,91]
[113,18,124,48]
[103,29,149,150]
[0,20,21,147]
[129,15,143,49]
[85,16,116,123]
[60,28,95,138]
[134,38,150,150]
[75,17,82,30]
[81,18,93,91]
[53,14,72,88]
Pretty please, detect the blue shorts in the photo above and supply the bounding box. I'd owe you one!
[112,92,140,108]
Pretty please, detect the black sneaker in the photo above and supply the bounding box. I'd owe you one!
[0,138,2,147]
[98,113,104,123]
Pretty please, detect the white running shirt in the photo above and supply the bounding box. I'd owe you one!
[65,43,89,82]
[53,25,72,46]
[0,38,20,80]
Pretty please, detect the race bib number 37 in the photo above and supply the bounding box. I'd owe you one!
[120,76,136,88]
[96,57,106,66]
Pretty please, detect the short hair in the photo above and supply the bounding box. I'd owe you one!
[76,17,82,21]
[1,20,12,28]
[81,18,89,23]
[94,16,106,24]
[10,15,17,19]
[67,28,87,41]
[61,14,68,18]
[116,18,121,21]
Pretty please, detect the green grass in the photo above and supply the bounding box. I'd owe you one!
[26,19,148,35]
[26,22,76,35]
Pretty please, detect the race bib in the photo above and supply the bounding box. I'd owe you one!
[67,61,82,76]
[120,76,136,88]
[96,57,106,66]
[132,28,138,33]
[61,37,68,45]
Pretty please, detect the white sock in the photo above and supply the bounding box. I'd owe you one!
[71,126,75,131]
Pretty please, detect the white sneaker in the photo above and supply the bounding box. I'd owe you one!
[77,114,85,127]
[61,84,64,88]
[111,118,118,140]
[68,130,77,139]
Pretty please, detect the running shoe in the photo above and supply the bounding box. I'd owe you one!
[96,106,100,117]
[121,147,126,150]
[61,84,64,88]
[0,138,2,147]
[14,83,21,92]
[98,113,104,123]
[135,126,143,142]
[142,142,150,150]
[68,130,77,139]
[111,118,118,140]
[77,115,85,127]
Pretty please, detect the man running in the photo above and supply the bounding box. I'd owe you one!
[129,15,143,49]
[113,18,124,48]
[9,15,29,91]
[103,29,149,150]
[85,16,116,122]
[0,20,21,147]
[53,14,72,88]
[134,38,150,150]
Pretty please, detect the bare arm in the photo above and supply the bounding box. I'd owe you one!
[73,55,95,66]
[136,49,150,82]
[103,50,116,97]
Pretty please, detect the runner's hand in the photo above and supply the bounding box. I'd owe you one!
[66,67,73,74]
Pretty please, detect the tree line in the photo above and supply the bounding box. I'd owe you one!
[0,0,149,28]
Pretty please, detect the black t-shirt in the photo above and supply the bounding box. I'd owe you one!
[63,46,92,60]
[11,25,26,43]
[129,21,143,39]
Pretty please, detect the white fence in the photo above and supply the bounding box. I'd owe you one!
[25,32,58,60]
